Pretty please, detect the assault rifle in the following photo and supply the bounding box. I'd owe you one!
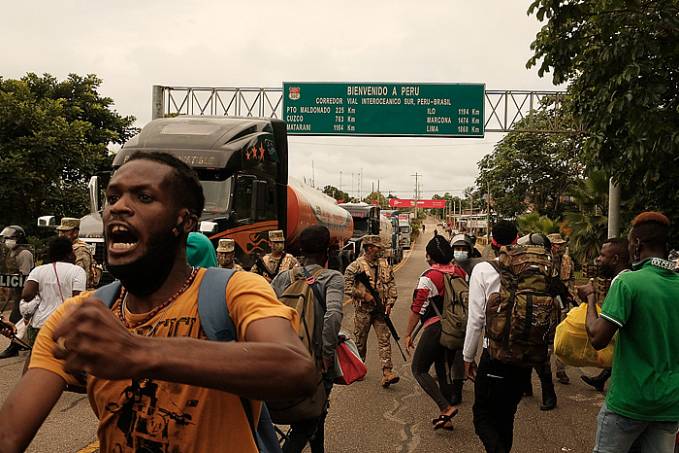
[254,255,280,281]
[354,271,407,361]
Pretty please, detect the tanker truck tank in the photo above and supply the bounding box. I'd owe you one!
[286,177,354,254]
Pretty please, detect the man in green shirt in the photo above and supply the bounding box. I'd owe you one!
[586,212,679,453]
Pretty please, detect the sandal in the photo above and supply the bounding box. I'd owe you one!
[432,408,459,430]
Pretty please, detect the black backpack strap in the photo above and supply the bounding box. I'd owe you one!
[94,280,123,308]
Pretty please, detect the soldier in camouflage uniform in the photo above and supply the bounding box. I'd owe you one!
[250,230,299,283]
[216,239,244,272]
[344,235,400,388]
[57,218,95,289]
[0,225,34,358]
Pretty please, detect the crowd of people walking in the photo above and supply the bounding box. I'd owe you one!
[0,151,677,453]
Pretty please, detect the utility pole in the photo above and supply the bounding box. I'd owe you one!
[411,173,421,217]
[487,181,491,239]
[359,168,363,200]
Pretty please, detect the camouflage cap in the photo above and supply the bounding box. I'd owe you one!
[217,238,236,253]
[362,234,385,248]
[56,217,80,231]
[547,233,567,244]
[268,230,285,242]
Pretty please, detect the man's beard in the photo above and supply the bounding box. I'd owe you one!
[106,225,182,297]
[599,264,615,278]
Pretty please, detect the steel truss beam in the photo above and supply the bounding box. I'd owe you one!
[152,85,570,133]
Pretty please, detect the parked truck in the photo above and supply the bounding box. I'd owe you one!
[338,203,402,265]
[398,216,412,249]
[81,116,355,271]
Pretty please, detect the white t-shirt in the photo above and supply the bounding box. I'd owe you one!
[463,260,501,362]
[20,262,86,328]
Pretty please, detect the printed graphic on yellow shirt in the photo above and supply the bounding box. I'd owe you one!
[105,378,197,453]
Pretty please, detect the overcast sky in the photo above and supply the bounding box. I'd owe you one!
[2,1,558,199]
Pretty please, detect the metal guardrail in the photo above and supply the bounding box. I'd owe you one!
[152,85,569,133]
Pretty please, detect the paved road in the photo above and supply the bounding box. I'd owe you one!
[0,339,98,452]
[323,221,603,453]
[0,220,605,452]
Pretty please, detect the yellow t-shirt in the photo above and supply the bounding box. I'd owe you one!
[30,269,297,453]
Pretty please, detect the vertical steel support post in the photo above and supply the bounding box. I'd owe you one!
[152,85,164,120]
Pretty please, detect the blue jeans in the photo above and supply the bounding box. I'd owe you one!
[593,402,679,453]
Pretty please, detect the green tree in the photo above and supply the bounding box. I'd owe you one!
[322,185,350,203]
[563,171,610,266]
[430,192,465,219]
[476,107,584,218]
[362,191,388,208]
[0,73,137,230]
[528,0,679,241]
[516,212,560,236]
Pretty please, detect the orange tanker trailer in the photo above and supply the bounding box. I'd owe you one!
[286,177,354,254]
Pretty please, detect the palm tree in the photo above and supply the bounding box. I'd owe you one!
[563,171,609,266]
[517,212,560,235]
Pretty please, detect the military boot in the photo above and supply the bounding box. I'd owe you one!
[381,369,400,388]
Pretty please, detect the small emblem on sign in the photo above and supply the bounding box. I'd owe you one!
[288,87,300,100]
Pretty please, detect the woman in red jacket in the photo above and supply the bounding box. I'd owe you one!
[404,235,467,431]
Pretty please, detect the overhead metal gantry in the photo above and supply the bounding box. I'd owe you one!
[151,85,569,133]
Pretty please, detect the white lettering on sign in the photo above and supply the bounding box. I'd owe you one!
[426,117,452,124]
[288,123,312,131]
[401,86,420,96]
[347,86,389,96]
[315,97,344,104]
[300,106,331,114]
[361,98,402,105]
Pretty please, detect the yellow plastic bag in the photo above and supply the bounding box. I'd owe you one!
[554,303,614,368]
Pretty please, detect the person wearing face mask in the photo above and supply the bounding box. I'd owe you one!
[578,238,630,391]
[0,225,34,359]
[450,233,482,276]
[251,230,299,283]
[216,239,243,271]
[586,212,679,453]
[344,235,399,388]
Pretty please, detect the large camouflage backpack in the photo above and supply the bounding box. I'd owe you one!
[73,242,102,288]
[485,245,560,366]
[266,267,327,425]
[436,271,470,350]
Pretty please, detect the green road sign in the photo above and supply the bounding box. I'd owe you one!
[283,82,484,137]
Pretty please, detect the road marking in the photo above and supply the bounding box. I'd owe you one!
[393,237,417,274]
[76,441,99,453]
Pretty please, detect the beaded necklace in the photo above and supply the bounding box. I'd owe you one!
[117,267,199,329]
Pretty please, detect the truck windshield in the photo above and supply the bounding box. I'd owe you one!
[400,226,411,233]
[353,218,369,236]
[201,177,232,214]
